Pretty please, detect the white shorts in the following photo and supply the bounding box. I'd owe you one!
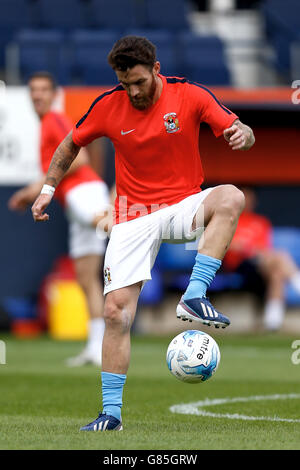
[103,187,215,295]
[65,181,109,259]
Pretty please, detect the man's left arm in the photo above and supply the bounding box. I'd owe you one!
[223,119,255,151]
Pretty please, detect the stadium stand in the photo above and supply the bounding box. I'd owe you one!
[12,29,232,86]
[1,0,298,86]
[69,29,120,85]
[144,0,191,30]
[272,228,300,306]
[3,0,234,86]
[261,0,300,78]
[0,0,34,67]
[125,29,179,77]
[14,29,70,85]
[179,32,231,85]
[88,0,146,30]
[38,0,89,31]
[138,267,164,306]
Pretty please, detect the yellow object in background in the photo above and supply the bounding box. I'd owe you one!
[48,280,88,340]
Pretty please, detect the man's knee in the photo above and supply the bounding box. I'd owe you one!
[259,251,287,280]
[263,250,291,269]
[196,185,245,229]
[104,291,133,333]
[215,185,245,219]
[274,249,293,266]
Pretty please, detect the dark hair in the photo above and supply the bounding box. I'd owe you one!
[28,71,57,89]
[107,35,156,71]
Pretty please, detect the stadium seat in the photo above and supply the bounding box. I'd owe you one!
[15,29,70,85]
[270,227,300,306]
[156,241,246,293]
[0,0,33,67]
[69,30,120,85]
[261,0,300,76]
[152,242,196,295]
[0,0,32,30]
[178,32,231,85]
[125,29,179,76]
[156,241,197,272]
[38,0,89,31]
[272,227,300,266]
[138,268,164,305]
[88,0,144,29]
[2,296,37,320]
[144,0,191,30]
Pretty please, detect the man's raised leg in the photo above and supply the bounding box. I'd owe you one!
[177,185,245,328]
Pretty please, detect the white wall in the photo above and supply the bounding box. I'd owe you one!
[0,86,64,185]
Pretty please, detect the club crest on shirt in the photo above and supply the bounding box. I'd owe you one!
[104,266,112,286]
[163,112,180,133]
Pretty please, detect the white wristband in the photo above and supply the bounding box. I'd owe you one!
[41,184,55,198]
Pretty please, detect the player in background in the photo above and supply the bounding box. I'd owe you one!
[223,187,300,331]
[8,72,109,366]
[30,36,255,431]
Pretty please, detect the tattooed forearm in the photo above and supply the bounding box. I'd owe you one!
[45,131,81,188]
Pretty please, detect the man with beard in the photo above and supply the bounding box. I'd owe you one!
[31,36,255,431]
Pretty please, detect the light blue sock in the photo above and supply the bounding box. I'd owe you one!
[183,253,222,300]
[101,372,126,421]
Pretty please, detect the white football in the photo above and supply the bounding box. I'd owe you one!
[166,330,220,384]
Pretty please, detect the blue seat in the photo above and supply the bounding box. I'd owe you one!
[2,296,36,320]
[0,0,32,30]
[157,241,198,272]
[15,29,70,85]
[156,242,243,294]
[178,32,231,85]
[0,0,33,67]
[272,227,300,306]
[89,0,143,29]
[138,268,164,305]
[262,0,300,37]
[272,227,300,266]
[125,29,179,76]
[261,0,300,75]
[69,29,120,85]
[39,0,89,30]
[145,0,190,30]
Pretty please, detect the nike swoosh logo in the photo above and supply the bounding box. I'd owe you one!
[121,129,135,135]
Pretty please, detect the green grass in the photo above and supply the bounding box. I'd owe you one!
[0,332,300,449]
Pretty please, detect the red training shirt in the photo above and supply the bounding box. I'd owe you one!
[223,211,273,271]
[40,111,101,205]
[72,75,238,223]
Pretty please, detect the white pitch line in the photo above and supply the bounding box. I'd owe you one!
[170,393,300,423]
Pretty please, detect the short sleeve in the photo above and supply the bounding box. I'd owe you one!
[72,95,107,147]
[188,82,238,137]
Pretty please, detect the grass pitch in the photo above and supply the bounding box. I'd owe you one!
[0,332,300,450]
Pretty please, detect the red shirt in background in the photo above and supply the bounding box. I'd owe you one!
[223,211,273,271]
[72,75,238,223]
[40,111,101,205]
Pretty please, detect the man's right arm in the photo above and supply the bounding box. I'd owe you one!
[31,131,81,222]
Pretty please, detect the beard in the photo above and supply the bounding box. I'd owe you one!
[129,75,157,110]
